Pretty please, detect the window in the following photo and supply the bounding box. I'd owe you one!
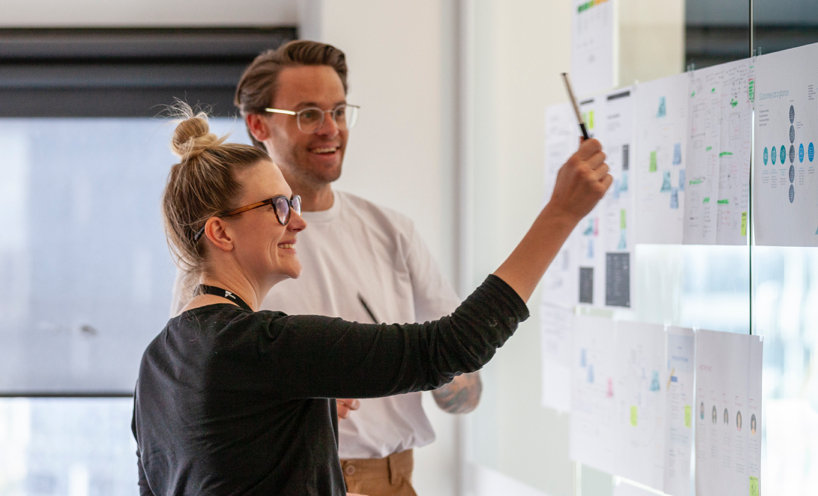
[0,28,294,494]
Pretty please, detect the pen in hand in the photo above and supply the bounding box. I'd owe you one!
[561,72,591,140]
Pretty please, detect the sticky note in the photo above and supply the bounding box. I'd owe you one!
[630,406,638,426]
[620,209,626,229]
[589,110,595,129]
[750,476,759,496]
[741,212,748,236]
[685,405,691,428]
[649,151,657,172]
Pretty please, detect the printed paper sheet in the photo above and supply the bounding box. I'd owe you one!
[634,73,689,244]
[571,0,616,97]
[695,330,764,496]
[754,43,818,247]
[542,103,581,309]
[682,59,753,245]
[663,326,695,496]
[540,303,575,413]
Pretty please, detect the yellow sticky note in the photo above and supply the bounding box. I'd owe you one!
[741,211,748,236]
[649,152,657,172]
[685,405,691,428]
[589,110,595,129]
[630,406,638,426]
[749,476,759,496]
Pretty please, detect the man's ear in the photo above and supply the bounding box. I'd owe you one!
[247,114,270,143]
[203,217,234,252]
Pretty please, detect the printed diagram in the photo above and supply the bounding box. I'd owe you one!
[754,43,818,246]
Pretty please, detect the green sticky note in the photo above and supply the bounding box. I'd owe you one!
[741,212,748,236]
[620,209,626,229]
[589,110,595,129]
[649,151,657,172]
[685,405,692,428]
[703,197,710,204]
[630,406,638,426]
[750,476,759,496]
[718,199,730,205]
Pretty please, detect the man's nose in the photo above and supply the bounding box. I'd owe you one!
[315,111,339,137]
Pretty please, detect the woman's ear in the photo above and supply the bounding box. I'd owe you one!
[203,217,234,252]
[247,114,270,142]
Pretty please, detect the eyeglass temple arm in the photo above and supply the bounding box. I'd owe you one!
[265,108,297,115]
[223,200,271,217]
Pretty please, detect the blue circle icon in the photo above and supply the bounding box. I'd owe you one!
[772,146,777,164]
[781,145,787,164]
[764,147,769,165]
[789,184,795,203]
[800,143,805,162]
[790,165,795,183]
[810,143,815,162]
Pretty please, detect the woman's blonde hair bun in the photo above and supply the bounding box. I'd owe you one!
[169,101,228,161]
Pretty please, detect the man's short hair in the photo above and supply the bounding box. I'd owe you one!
[235,40,349,149]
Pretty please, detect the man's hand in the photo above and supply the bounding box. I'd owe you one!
[337,399,360,420]
[432,372,482,414]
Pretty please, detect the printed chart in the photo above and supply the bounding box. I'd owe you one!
[754,43,818,246]
[695,330,763,496]
[539,302,574,413]
[634,73,689,244]
[683,59,754,245]
[541,103,580,309]
[570,317,696,494]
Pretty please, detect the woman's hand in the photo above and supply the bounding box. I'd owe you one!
[547,138,610,223]
[493,139,611,303]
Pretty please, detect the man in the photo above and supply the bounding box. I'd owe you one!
[235,40,482,496]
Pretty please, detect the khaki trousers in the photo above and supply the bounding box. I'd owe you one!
[341,449,418,496]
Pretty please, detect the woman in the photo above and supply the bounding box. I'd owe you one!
[132,107,610,495]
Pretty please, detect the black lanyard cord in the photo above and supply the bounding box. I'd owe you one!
[196,285,253,312]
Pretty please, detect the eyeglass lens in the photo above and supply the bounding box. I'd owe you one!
[297,105,358,134]
[273,196,302,225]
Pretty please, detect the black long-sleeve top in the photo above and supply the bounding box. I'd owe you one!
[131,275,528,495]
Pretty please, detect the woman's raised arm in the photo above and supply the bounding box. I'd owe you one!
[493,138,611,303]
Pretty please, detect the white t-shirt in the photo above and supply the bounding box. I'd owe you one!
[170,190,460,459]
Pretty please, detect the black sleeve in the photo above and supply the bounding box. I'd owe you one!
[250,274,528,399]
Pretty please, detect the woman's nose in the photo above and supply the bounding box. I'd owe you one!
[288,211,307,232]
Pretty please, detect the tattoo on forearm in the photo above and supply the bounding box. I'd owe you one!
[432,372,483,414]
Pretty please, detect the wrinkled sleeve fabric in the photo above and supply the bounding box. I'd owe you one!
[402,219,462,322]
[237,274,528,400]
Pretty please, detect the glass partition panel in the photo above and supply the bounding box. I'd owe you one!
[752,1,818,494]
